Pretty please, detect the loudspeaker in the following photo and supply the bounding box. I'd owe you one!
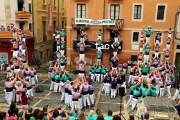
[119,87,125,97]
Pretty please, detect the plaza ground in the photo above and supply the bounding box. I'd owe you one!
[0,62,177,119]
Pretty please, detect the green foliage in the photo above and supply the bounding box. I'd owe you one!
[174,56,180,82]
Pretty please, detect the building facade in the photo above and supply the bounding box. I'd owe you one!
[33,0,67,63]
[0,0,34,65]
[66,0,179,70]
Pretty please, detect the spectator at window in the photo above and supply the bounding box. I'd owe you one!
[7,26,11,31]
[1,25,5,31]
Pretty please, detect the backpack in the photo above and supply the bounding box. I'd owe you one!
[35,87,40,93]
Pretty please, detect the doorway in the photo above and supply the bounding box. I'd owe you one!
[18,0,24,11]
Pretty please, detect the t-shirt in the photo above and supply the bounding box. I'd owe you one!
[113,31,120,37]
[133,90,140,96]
[111,60,118,67]
[97,31,103,35]
[21,95,28,105]
[60,32,66,36]
[73,113,79,118]
[88,115,93,120]
[144,29,153,35]
[104,115,113,120]
[150,89,156,96]
[8,109,19,117]
[68,116,75,120]
[92,114,98,120]
[0,59,5,63]
[25,113,33,120]
[144,46,151,53]
[141,66,150,73]
[61,44,65,49]
[155,46,160,52]
[96,53,102,59]
[55,75,60,81]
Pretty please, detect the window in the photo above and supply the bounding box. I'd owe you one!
[53,21,56,33]
[54,0,56,6]
[77,4,86,18]
[131,55,137,62]
[109,55,114,65]
[133,32,139,42]
[43,0,46,4]
[134,5,141,19]
[62,21,64,28]
[18,1,24,11]
[110,5,120,20]
[43,21,47,41]
[157,6,165,20]
[177,45,180,49]
[62,0,64,8]
[29,23,32,31]
[40,52,43,59]
[19,22,25,30]
[29,4,32,14]
[47,49,49,57]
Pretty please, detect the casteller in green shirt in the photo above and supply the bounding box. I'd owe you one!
[68,115,75,120]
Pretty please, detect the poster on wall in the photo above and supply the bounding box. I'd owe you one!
[0,52,8,64]
[48,4,52,31]
[75,18,116,25]
[73,40,122,51]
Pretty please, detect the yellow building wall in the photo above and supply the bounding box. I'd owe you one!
[33,0,67,62]
[66,0,179,69]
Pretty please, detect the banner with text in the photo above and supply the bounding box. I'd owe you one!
[75,18,115,25]
[48,4,52,31]
[73,40,122,51]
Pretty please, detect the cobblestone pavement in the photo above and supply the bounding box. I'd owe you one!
[0,62,177,119]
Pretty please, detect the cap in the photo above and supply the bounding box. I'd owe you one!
[84,82,87,85]
[11,22,14,25]
[148,26,152,29]
[81,28,85,31]
[19,29,21,31]
[78,82,81,85]
[115,29,118,31]
[61,29,64,31]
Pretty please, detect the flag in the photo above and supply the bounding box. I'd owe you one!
[17,11,30,19]
[115,19,124,29]
[0,30,31,38]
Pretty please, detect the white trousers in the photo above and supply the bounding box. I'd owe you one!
[131,98,138,110]
[61,66,65,71]
[50,81,55,91]
[91,74,95,82]
[12,89,16,102]
[34,75,38,83]
[13,51,18,58]
[11,70,14,76]
[78,97,83,109]
[19,36,21,40]
[123,68,127,74]
[144,55,149,63]
[80,38,84,43]
[160,87,164,97]
[155,52,159,58]
[168,34,171,38]
[112,67,117,71]
[126,95,133,106]
[14,69,20,73]
[166,73,169,79]
[65,93,68,105]
[16,94,21,102]
[138,60,142,65]
[111,89,116,98]
[167,85,171,97]
[22,38,26,42]
[156,85,160,96]
[83,94,90,106]
[13,32,17,39]
[31,77,35,85]
[167,44,170,50]
[79,73,84,78]
[146,37,150,44]
[61,50,65,57]
[68,95,72,107]
[7,72,11,77]
[101,74,104,82]
[79,54,85,61]
[89,94,94,104]
[56,34,60,38]
[156,40,159,44]
[172,89,179,100]
[71,101,80,112]
[128,75,132,84]
[114,37,118,42]
[61,92,65,101]
[22,49,26,55]
[48,72,53,78]
[113,51,117,58]
[6,91,13,105]
[116,84,121,94]
[98,36,101,40]
[0,64,4,71]
[54,82,60,93]
[102,83,105,92]
[98,47,101,52]
[128,66,131,74]
[61,37,65,42]
[57,46,60,51]
[27,89,33,98]
[105,83,111,95]
[96,74,100,83]
[19,45,22,50]
[122,82,127,94]
[140,48,143,52]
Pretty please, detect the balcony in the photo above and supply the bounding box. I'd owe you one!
[105,19,124,30]
[16,11,31,21]
[0,30,31,39]
[72,18,89,29]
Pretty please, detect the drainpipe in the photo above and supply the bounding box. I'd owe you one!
[32,0,35,62]
[102,0,105,63]
[58,0,59,28]
[174,12,180,41]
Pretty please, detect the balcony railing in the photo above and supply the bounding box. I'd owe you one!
[0,30,31,38]
[72,18,89,29]
[105,19,124,30]
[16,11,30,19]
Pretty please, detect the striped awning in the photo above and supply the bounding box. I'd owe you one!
[0,30,31,38]
[17,11,30,19]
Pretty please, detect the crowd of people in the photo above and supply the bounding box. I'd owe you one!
[1,23,179,120]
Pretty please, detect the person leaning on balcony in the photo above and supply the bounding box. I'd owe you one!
[1,25,5,31]
[7,26,10,31]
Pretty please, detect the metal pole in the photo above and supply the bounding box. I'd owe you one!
[58,0,59,28]
[102,0,105,63]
